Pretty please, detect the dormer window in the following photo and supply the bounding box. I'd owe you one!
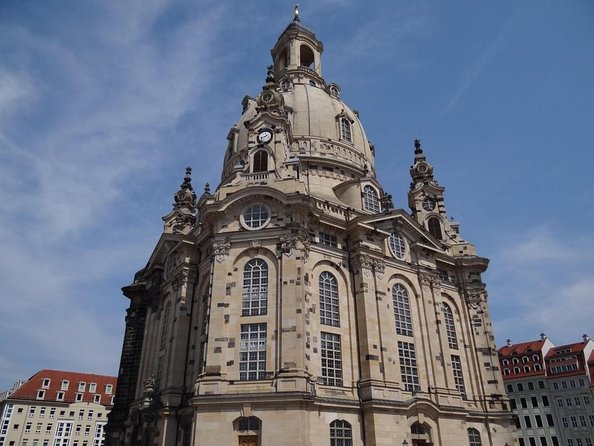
[253,150,268,173]
[362,185,380,213]
[340,117,352,142]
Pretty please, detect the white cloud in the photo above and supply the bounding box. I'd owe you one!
[489,225,594,347]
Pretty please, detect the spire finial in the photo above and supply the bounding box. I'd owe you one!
[414,139,422,155]
[294,4,300,22]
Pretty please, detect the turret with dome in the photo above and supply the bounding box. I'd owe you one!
[106,10,515,446]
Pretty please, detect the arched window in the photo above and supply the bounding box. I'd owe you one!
[300,44,314,68]
[504,368,510,375]
[534,363,542,371]
[524,366,531,373]
[427,217,442,240]
[502,359,509,366]
[253,150,268,172]
[242,259,268,316]
[514,367,520,374]
[532,354,539,361]
[522,356,529,363]
[340,117,352,142]
[363,185,380,213]
[442,303,458,349]
[389,232,406,259]
[512,358,519,364]
[330,420,352,446]
[392,284,413,336]
[467,428,482,446]
[159,301,172,350]
[319,272,340,327]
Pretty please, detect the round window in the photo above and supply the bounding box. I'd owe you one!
[422,197,436,211]
[241,204,270,230]
[389,232,406,259]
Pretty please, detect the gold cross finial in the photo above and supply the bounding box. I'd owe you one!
[294,4,300,21]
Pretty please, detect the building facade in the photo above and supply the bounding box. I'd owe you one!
[106,12,515,446]
[499,336,594,446]
[0,370,117,446]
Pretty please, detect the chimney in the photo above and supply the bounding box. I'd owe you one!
[583,334,590,343]
[540,333,547,341]
[506,339,512,347]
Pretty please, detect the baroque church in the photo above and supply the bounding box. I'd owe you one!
[106,11,515,446]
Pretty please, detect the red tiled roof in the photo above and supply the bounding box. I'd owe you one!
[498,339,546,356]
[544,342,588,358]
[9,370,117,406]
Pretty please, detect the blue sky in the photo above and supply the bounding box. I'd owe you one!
[0,0,593,389]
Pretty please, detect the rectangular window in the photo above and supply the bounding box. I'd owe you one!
[552,437,559,446]
[570,379,576,388]
[535,415,543,428]
[521,398,528,408]
[35,423,41,434]
[571,416,578,427]
[566,398,572,406]
[519,439,525,446]
[562,418,569,428]
[542,395,549,406]
[546,414,554,426]
[524,416,532,428]
[510,399,517,410]
[507,384,513,393]
[28,407,35,417]
[88,383,96,393]
[518,383,524,391]
[589,414,594,426]
[36,390,45,400]
[529,438,536,446]
[42,378,51,388]
[78,382,86,392]
[562,381,568,389]
[568,440,574,446]
[398,341,420,392]
[451,355,466,397]
[93,395,101,404]
[576,440,583,446]
[46,424,52,434]
[557,399,563,407]
[87,411,93,421]
[93,423,106,446]
[25,422,32,433]
[75,393,83,402]
[584,396,591,404]
[321,332,343,386]
[104,384,113,395]
[553,382,559,390]
[239,323,267,381]
[55,422,73,446]
[540,438,548,446]
[56,391,64,401]
[49,408,55,418]
[579,416,586,427]
[538,380,545,389]
[528,381,534,390]
[574,397,581,405]
[318,232,338,248]
[585,440,592,446]
[60,380,69,391]
[79,410,84,420]
[532,396,538,407]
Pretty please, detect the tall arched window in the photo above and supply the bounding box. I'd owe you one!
[392,284,413,336]
[253,150,268,172]
[319,272,340,327]
[427,217,442,240]
[442,303,458,349]
[363,185,380,213]
[300,44,314,68]
[330,420,352,446]
[159,301,172,350]
[242,259,268,316]
[467,428,482,446]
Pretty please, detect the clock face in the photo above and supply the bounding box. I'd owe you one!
[422,197,436,211]
[257,130,272,144]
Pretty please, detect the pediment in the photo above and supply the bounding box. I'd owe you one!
[347,209,445,252]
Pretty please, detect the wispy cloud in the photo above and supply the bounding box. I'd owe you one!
[489,225,594,346]
[0,2,229,387]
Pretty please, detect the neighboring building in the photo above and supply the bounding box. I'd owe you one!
[0,370,117,446]
[499,335,594,446]
[106,11,515,446]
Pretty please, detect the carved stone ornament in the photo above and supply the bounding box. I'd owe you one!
[353,254,385,278]
[172,268,190,293]
[465,288,487,307]
[213,238,231,263]
[143,376,156,397]
[418,272,441,289]
[278,230,310,256]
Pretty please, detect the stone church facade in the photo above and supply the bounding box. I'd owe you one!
[106,12,515,446]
